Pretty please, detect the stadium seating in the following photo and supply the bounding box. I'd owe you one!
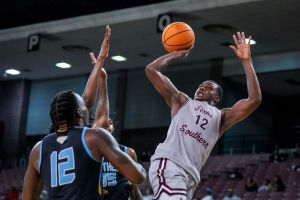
[139,154,300,200]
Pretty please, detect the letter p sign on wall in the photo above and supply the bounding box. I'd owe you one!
[27,34,40,52]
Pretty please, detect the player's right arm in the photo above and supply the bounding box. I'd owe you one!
[86,129,146,184]
[23,142,43,200]
[145,49,191,116]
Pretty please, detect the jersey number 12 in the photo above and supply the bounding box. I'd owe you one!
[195,115,208,130]
[50,147,75,187]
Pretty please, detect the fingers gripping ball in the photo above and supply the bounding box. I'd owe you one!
[162,22,195,53]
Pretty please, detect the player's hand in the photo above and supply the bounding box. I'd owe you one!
[89,25,111,65]
[230,32,252,60]
[175,46,193,59]
[98,25,111,59]
[103,189,108,195]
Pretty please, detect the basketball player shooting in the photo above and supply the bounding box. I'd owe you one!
[145,32,261,200]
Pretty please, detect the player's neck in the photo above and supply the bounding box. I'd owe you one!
[194,99,216,106]
[208,100,216,106]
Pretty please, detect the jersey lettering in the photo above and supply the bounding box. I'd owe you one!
[102,172,117,187]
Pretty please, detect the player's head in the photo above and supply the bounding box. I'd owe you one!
[194,80,223,106]
[107,118,115,133]
[205,187,212,195]
[227,188,234,197]
[50,90,89,133]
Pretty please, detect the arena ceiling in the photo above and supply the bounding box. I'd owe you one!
[0,0,173,29]
[0,0,300,96]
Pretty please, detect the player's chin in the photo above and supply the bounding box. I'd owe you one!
[194,96,202,101]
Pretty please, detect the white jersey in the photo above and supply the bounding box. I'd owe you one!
[151,98,221,183]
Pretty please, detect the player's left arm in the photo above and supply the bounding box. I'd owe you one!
[220,32,262,135]
[128,148,144,200]
[92,68,110,129]
[82,25,111,111]
[22,142,43,200]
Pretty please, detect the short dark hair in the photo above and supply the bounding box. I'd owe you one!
[49,90,79,132]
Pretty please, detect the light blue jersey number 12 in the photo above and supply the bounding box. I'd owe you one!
[50,147,75,187]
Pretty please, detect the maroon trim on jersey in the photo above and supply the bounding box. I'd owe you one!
[181,98,190,106]
[153,158,187,200]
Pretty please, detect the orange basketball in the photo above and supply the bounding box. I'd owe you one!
[162,22,195,53]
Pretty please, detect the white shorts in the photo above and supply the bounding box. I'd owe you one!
[148,158,197,200]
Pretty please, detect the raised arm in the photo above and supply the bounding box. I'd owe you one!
[82,25,111,111]
[92,68,110,129]
[87,129,146,184]
[145,49,191,116]
[23,142,43,200]
[220,32,262,135]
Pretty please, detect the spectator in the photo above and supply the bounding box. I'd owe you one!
[270,149,288,162]
[279,148,289,160]
[6,186,18,200]
[258,178,273,192]
[291,164,300,172]
[245,177,258,192]
[223,189,241,200]
[228,168,243,180]
[201,187,214,200]
[272,175,285,191]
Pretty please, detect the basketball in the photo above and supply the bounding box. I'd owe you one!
[162,22,195,53]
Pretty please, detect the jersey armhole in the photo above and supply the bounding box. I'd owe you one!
[81,127,100,163]
[217,109,223,139]
[172,98,190,118]
[38,141,43,174]
[98,157,105,196]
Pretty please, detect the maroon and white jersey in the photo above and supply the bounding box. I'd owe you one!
[151,98,221,183]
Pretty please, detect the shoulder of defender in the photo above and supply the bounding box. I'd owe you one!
[84,127,111,140]
[127,147,137,161]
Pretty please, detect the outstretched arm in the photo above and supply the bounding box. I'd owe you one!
[88,129,146,184]
[82,25,111,111]
[220,32,262,135]
[23,142,43,200]
[145,49,191,117]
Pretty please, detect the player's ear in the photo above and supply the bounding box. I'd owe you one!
[76,108,83,118]
[214,96,220,104]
